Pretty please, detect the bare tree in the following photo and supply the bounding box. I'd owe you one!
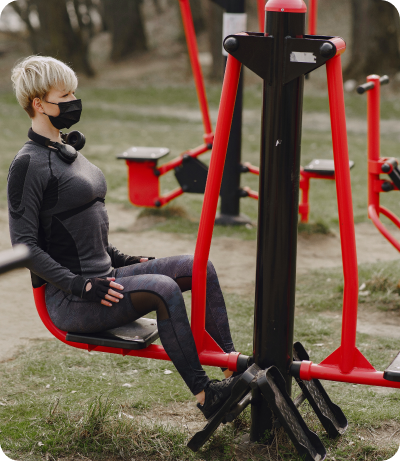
[344,0,400,80]
[11,0,97,76]
[102,0,147,62]
[206,0,224,80]
[189,0,205,35]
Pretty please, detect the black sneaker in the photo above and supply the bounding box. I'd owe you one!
[197,374,242,420]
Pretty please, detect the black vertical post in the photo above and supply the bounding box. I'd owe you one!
[214,0,250,225]
[250,8,306,441]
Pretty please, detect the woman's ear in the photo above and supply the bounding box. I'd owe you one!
[32,97,45,116]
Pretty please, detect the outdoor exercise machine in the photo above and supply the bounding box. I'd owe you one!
[116,0,246,221]
[357,75,400,251]
[119,0,331,224]
[184,0,400,457]
[116,0,213,208]
[30,1,398,459]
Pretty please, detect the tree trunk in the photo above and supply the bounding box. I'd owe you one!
[189,0,205,35]
[344,0,400,80]
[103,0,148,62]
[11,0,95,76]
[206,0,224,80]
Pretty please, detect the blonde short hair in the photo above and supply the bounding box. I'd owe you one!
[11,56,78,118]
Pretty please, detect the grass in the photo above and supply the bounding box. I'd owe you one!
[2,261,400,460]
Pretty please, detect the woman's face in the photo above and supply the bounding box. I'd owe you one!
[41,87,77,117]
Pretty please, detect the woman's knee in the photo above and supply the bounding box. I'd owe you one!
[150,274,183,301]
[206,260,217,278]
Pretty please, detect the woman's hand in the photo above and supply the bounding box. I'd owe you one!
[83,277,124,307]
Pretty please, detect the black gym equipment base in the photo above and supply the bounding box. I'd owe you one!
[188,343,347,461]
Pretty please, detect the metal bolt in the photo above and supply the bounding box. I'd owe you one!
[320,42,335,58]
[281,8,284,11]
[224,37,239,53]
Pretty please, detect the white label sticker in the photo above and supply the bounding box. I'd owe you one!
[222,13,247,56]
[290,51,316,63]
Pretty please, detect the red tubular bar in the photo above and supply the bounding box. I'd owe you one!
[308,0,318,35]
[380,205,400,228]
[369,205,400,252]
[242,186,258,200]
[191,55,242,351]
[365,74,400,250]
[258,0,265,32]
[297,58,400,387]
[300,361,400,389]
[326,52,359,373]
[156,187,184,207]
[178,0,213,141]
[367,75,381,214]
[156,144,210,176]
[243,162,260,175]
[299,172,310,223]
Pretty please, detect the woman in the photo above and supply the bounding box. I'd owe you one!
[8,56,241,420]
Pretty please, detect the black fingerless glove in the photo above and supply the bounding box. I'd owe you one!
[82,278,112,303]
[125,255,155,265]
[107,245,155,268]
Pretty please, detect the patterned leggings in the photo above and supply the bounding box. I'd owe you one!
[45,255,235,395]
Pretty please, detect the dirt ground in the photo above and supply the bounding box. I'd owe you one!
[1,203,400,363]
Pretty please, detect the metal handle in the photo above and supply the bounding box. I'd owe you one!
[357,81,375,94]
[0,245,30,275]
[357,75,389,94]
[380,75,390,85]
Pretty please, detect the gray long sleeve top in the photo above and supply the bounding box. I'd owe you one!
[8,140,113,297]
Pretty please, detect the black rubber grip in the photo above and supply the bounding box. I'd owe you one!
[380,75,390,85]
[0,245,30,275]
[357,82,375,94]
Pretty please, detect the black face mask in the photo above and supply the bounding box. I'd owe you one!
[44,99,82,130]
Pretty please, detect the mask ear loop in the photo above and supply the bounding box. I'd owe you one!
[39,98,58,119]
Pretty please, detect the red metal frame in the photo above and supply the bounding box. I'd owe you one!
[258,0,266,31]
[242,162,335,223]
[294,42,400,389]
[32,54,245,372]
[122,0,214,208]
[33,284,240,368]
[365,74,400,252]
[308,0,318,35]
[192,54,242,350]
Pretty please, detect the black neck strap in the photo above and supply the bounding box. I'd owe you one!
[28,128,58,147]
[27,128,77,164]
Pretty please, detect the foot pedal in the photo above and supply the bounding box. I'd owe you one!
[292,342,348,438]
[384,351,400,382]
[187,363,261,452]
[174,156,208,194]
[257,367,326,461]
[303,159,354,176]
